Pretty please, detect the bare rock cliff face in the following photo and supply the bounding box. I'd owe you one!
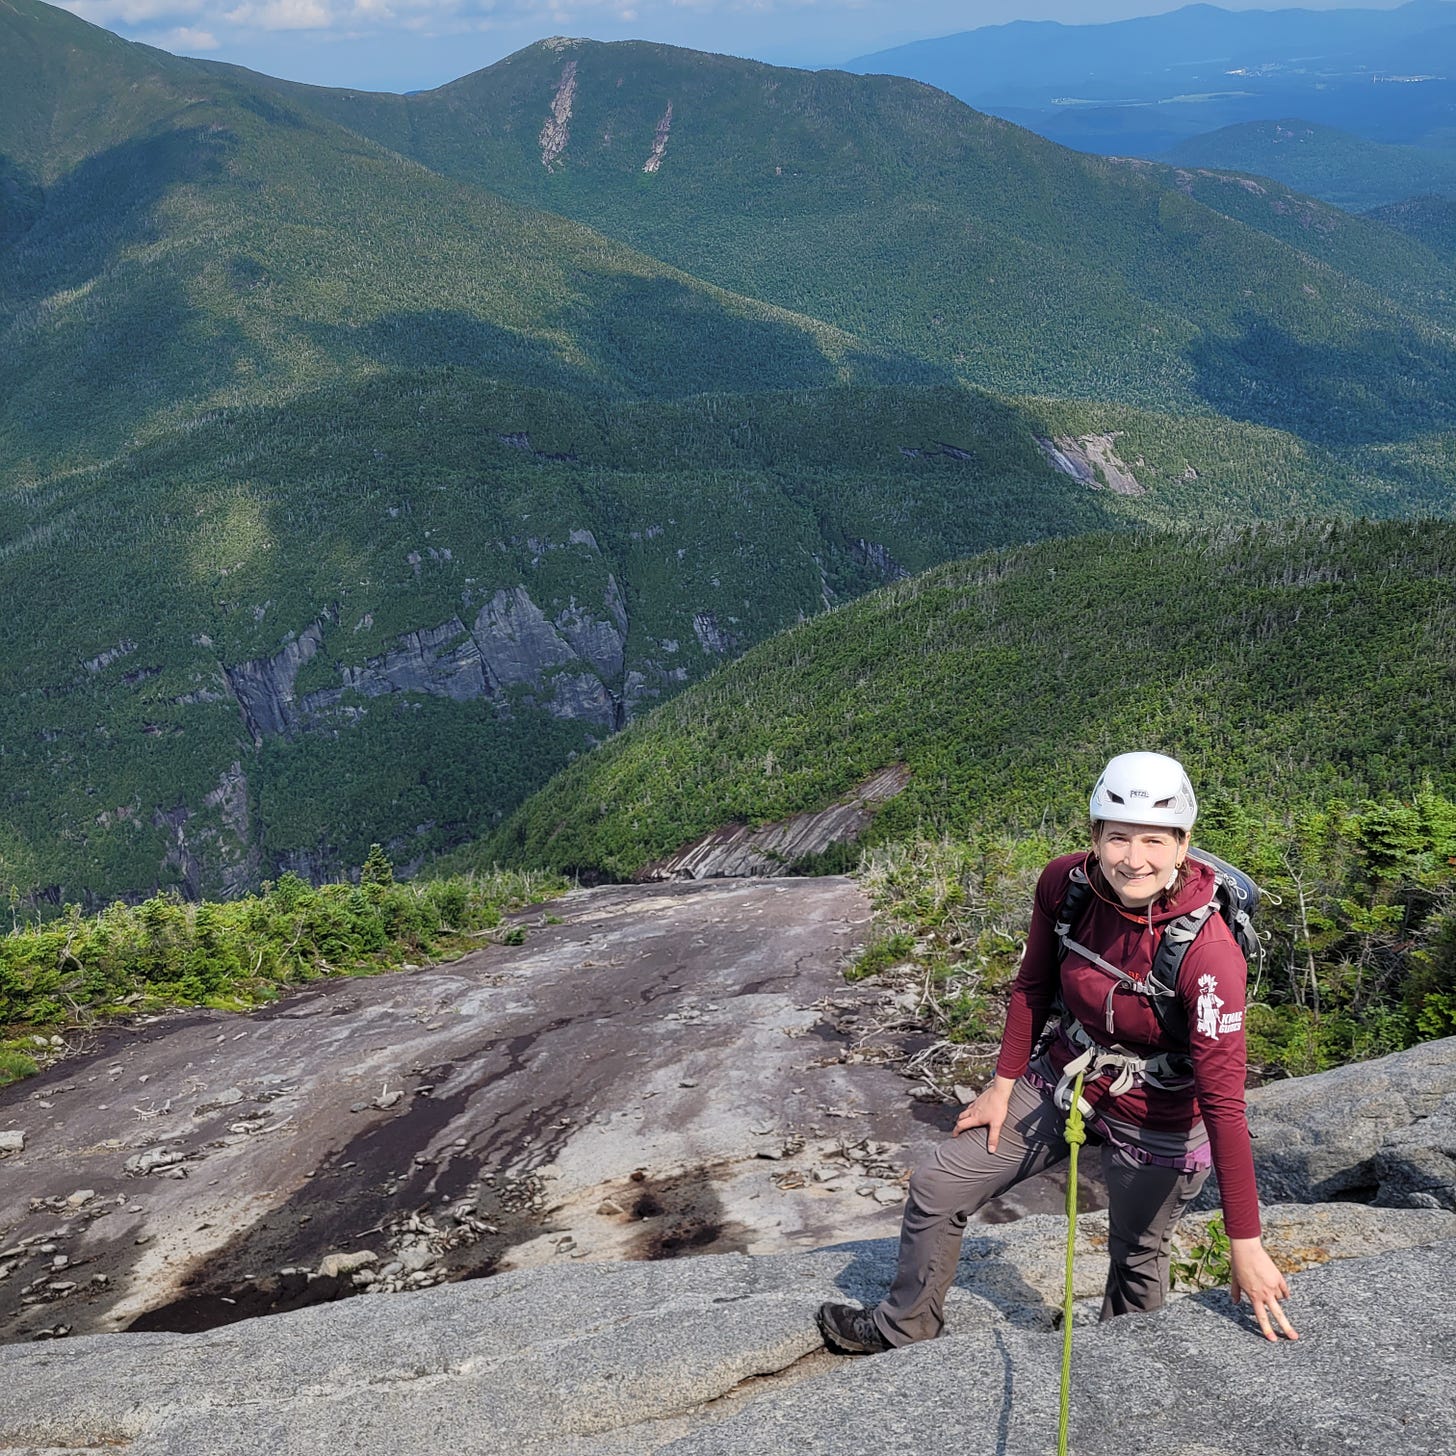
[335,619,487,705]
[223,619,329,743]
[127,562,731,891]
[151,761,261,901]
[639,766,911,881]
[223,578,639,741]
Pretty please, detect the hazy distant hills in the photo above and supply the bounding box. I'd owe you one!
[844,2,1456,159]
[4,0,1456,906]
[846,1,1456,108]
[1166,120,1456,212]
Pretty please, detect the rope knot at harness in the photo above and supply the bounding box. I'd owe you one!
[1062,1102,1087,1150]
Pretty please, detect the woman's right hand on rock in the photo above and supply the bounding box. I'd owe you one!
[953,1075,1017,1151]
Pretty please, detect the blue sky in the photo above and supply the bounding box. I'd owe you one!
[60,0,1415,93]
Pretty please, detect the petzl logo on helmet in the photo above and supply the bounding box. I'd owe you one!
[1090,751,1197,831]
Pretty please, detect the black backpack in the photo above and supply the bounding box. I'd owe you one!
[1053,846,1263,1047]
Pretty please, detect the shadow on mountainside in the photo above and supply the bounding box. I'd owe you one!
[3,125,234,293]
[0,125,251,460]
[1188,314,1456,447]
[557,273,916,398]
[303,309,603,396]
[0,151,44,247]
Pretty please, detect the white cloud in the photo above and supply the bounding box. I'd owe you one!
[161,22,222,44]
[224,0,334,26]
[66,0,841,40]
[62,0,209,25]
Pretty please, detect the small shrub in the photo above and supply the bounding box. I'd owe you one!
[1172,1214,1232,1293]
[846,929,915,981]
[0,1048,38,1086]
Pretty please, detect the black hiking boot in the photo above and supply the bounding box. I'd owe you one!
[816,1301,892,1355]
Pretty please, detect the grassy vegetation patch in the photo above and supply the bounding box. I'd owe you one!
[0,854,567,1080]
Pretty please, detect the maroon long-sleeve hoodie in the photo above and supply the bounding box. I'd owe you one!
[995,851,1261,1239]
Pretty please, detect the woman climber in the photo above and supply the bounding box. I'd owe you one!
[817,751,1299,1352]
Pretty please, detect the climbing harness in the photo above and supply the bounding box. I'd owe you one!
[1058,1068,1086,1456]
[1050,1014,1192,1117]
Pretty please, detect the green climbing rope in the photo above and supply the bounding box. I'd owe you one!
[1059,1071,1087,1456]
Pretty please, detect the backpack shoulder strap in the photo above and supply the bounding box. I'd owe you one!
[1053,863,1094,956]
[1146,901,1218,1046]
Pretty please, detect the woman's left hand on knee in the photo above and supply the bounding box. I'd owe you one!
[1229,1237,1299,1342]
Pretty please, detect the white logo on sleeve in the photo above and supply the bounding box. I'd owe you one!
[1196,973,1225,1039]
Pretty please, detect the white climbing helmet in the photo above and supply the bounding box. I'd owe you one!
[1089,751,1197,831]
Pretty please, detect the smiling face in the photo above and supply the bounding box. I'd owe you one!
[1092,819,1189,908]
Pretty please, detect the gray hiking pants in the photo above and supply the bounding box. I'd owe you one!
[872,1075,1210,1346]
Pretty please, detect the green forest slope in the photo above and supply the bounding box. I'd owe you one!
[0,2,915,473]
[18,372,1425,905]
[483,519,1456,878]
[5,2,1456,908]
[1367,195,1456,256]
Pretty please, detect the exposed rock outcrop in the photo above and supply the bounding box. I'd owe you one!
[691,611,734,656]
[1036,432,1146,495]
[223,579,635,740]
[638,766,911,881]
[644,101,673,173]
[851,539,908,581]
[0,879,906,1343]
[224,618,329,742]
[1,1232,1452,1454]
[1235,1036,1456,1209]
[149,761,260,900]
[540,58,578,170]
[302,618,485,714]
[472,583,622,727]
[82,641,137,674]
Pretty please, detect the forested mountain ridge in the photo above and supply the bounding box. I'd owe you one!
[220,34,1456,445]
[3,0,1456,910]
[1369,194,1456,255]
[1166,120,1456,214]
[0,0,916,474]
